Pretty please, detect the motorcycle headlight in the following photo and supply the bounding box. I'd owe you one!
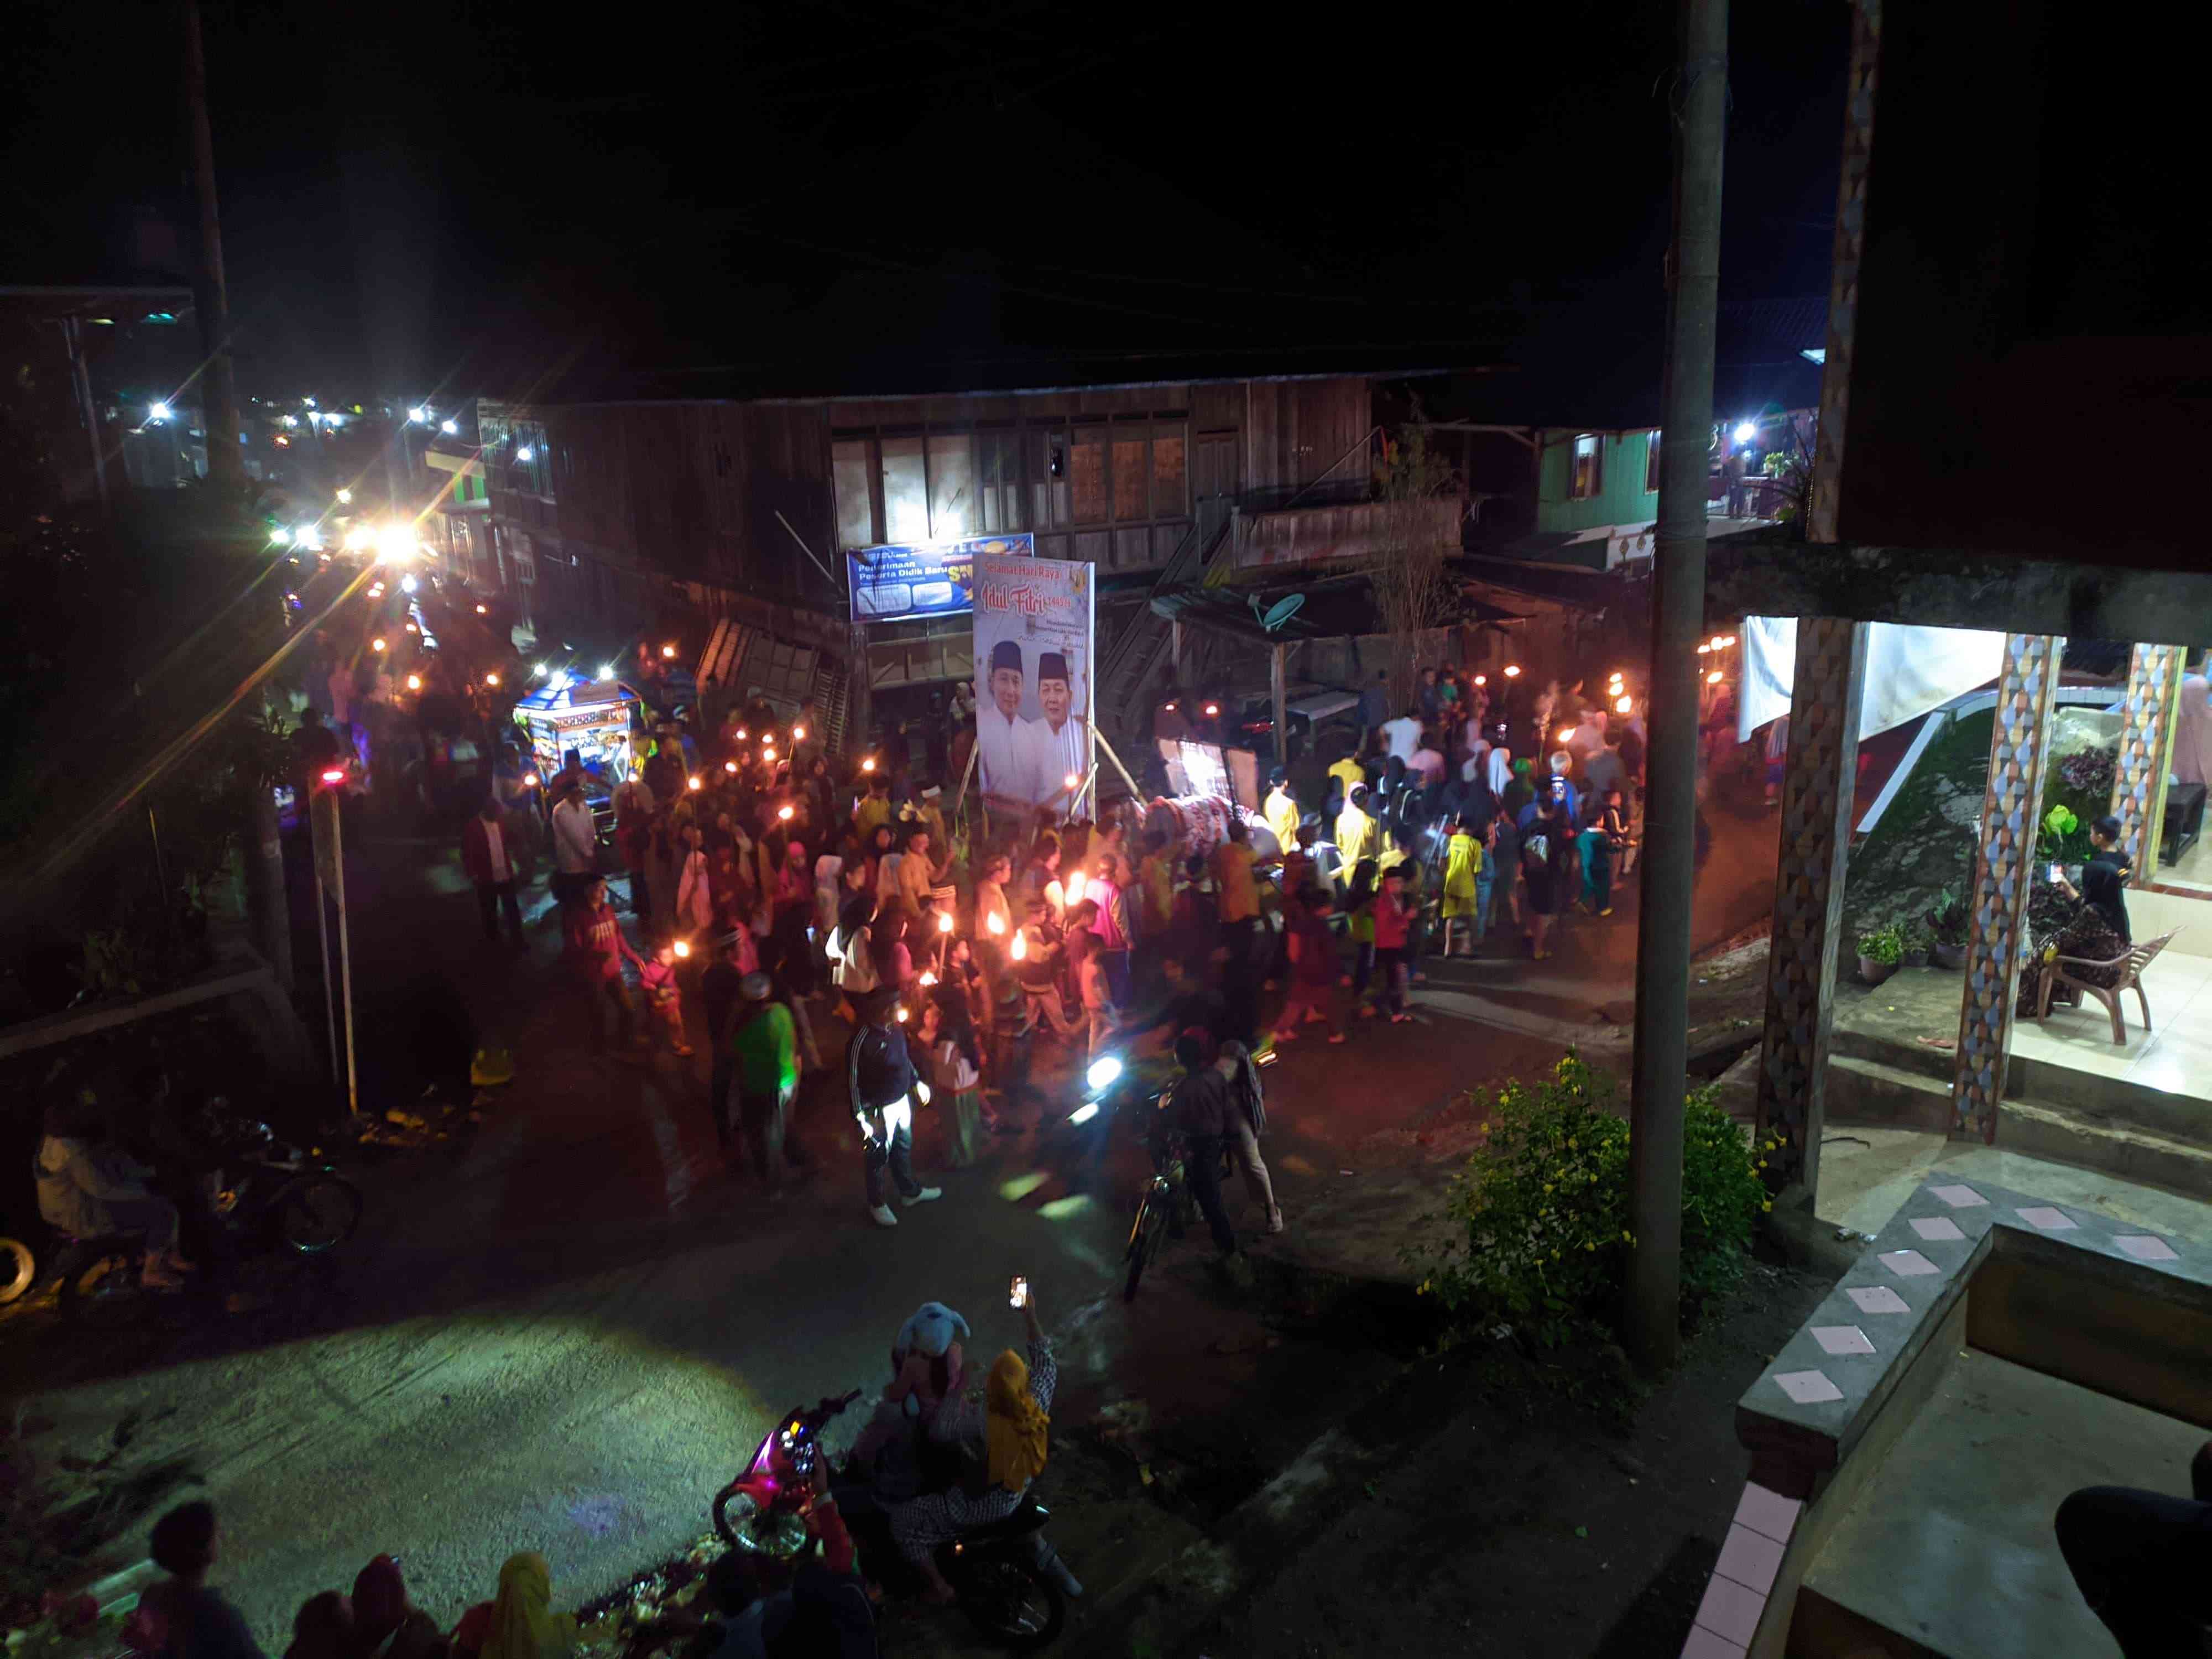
[1068,1102,1100,1126]
[1085,1056,1124,1093]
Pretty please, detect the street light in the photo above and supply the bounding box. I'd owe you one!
[598,663,616,680]
[440,419,458,435]
[409,406,429,424]
[149,401,171,422]
[336,488,353,505]
[270,527,291,545]
[1733,421,1757,445]
[375,523,416,564]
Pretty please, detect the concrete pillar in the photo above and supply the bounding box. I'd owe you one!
[1754,618,1869,1202]
[2112,643,2185,885]
[1950,632,2065,1144]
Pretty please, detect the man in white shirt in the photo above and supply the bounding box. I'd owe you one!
[550,779,599,906]
[1380,706,1422,765]
[976,640,1035,803]
[1021,650,1088,814]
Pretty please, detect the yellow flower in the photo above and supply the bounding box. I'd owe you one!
[1543,1183,1554,1193]
[1762,1199,1774,1212]
[1584,1241,1596,1251]
[1757,1160,1767,1170]
[1620,1230,1632,1243]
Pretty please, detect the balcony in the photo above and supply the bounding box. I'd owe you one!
[1231,494,1462,571]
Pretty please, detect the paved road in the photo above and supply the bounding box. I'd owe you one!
[4,784,1781,1647]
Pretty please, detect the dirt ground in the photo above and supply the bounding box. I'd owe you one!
[1138,1256,1839,1659]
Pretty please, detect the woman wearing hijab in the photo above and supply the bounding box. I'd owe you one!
[351,1558,446,1659]
[453,1555,575,1659]
[890,1290,1081,1605]
[285,1593,362,1659]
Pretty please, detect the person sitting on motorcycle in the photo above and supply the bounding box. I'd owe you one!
[888,1290,1082,1605]
[849,1302,971,1504]
[690,1461,875,1659]
[34,1092,193,1289]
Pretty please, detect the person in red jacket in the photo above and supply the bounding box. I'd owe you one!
[565,876,646,1052]
[460,796,528,946]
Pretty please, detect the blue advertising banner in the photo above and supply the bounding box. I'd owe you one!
[847,533,1033,622]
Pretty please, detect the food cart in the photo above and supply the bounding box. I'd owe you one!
[513,675,644,832]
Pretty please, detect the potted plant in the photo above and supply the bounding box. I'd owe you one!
[1856,924,1904,985]
[1927,886,1970,969]
[1898,920,1933,969]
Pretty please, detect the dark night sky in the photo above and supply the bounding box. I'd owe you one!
[3,1,1849,400]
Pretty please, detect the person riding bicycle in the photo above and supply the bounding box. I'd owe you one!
[1167,1031,1239,1258]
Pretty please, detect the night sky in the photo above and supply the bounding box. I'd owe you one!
[4,1,1849,398]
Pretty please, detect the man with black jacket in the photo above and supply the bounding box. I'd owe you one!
[1168,1030,1238,1257]
[846,988,942,1229]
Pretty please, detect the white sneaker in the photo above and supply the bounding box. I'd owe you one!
[900,1186,943,1207]
[869,1204,899,1228]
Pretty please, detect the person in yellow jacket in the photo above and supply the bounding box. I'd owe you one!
[1334,782,1376,890]
[1441,815,1484,958]
[1326,747,1365,813]
[1262,767,1301,854]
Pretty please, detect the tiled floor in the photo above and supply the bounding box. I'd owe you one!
[2013,948,2212,1097]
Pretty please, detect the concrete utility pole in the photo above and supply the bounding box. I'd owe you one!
[1625,0,1729,1373]
[181,0,244,491]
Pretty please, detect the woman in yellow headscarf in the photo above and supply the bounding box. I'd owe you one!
[888,1288,1080,1604]
[463,1554,576,1659]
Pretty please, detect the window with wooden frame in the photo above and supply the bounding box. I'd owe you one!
[926,431,975,539]
[1644,430,1662,492]
[977,429,1025,534]
[879,435,928,542]
[1069,426,1108,524]
[1569,432,1605,500]
[832,439,875,549]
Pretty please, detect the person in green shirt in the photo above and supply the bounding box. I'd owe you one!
[727,972,800,1189]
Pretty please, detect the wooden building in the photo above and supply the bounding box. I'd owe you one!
[472,366,1428,745]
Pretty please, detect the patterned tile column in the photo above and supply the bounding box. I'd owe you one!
[2112,644,2184,883]
[1951,633,2065,1143]
[1755,619,1870,1201]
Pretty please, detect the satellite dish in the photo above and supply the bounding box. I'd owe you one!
[1258,593,1305,633]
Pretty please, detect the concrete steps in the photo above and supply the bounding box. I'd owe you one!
[1825,1053,1954,1131]
[2000,1095,2212,1200]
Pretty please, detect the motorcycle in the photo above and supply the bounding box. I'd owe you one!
[54,1114,362,1323]
[0,1227,34,1306]
[712,1391,1069,1650]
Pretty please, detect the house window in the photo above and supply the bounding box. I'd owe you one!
[1644,430,1662,493]
[1151,427,1187,518]
[1069,426,1108,524]
[1569,433,1604,500]
[1031,429,1070,528]
[977,429,1025,534]
[880,435,928,542]
[926,431,974,539]
[1113,431,1147,521]
[832,439,874,549]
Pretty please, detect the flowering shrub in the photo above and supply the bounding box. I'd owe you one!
[1411,1051,1767,1350]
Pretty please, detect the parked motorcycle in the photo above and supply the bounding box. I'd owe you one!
[0,1229,34,1305]
[712,1390,1068,1650]
[55,1115,362,1323]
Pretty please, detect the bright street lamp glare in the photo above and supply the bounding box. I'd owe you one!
[149,401,171,422]
[516,446,535,462]
[1734,421,1757,444]
[336,488,353,504]
[399,573,418,593]
[374,524,415,563]
[270,527,291,545]
[598,664,616,680]
[409,406,429,423]
[440,418,458,435]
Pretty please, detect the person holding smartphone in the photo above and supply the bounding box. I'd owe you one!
[2017,815,2133,1019]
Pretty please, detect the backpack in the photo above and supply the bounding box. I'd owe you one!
[1522,833,1550,870]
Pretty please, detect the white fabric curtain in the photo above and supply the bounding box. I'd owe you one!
[1738,618,2008,741]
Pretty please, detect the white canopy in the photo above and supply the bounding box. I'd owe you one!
[1738,617,2008,742]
